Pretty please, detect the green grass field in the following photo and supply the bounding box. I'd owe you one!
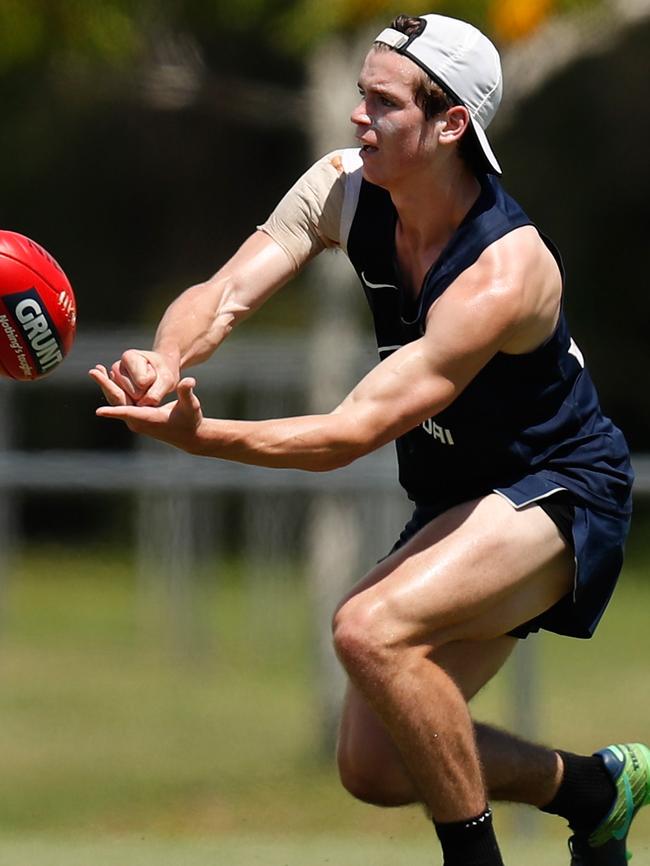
[0,543,648,865]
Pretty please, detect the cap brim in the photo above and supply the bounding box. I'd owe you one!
[471,120,502,175]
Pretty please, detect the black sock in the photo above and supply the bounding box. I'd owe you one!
[434,807,505,866]
[540,750,616,832]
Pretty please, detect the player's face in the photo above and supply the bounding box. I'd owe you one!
[351,49,439,188]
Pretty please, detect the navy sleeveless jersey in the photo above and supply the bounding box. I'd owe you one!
[345,173,633,517]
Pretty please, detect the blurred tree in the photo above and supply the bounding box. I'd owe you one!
[0,1,140,72]
[489,0,555,41]
[0,0,605,73]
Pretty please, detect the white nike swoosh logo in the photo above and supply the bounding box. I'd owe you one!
[361,271,397,290]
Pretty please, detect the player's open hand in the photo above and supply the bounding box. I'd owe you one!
[95,377,205,453]
[89,363,134,407]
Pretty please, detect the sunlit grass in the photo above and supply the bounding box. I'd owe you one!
[0,544,648,862]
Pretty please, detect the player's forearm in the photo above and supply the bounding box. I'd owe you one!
[151,233,296,372]
[191,412,375,471]
[152,275,252,370]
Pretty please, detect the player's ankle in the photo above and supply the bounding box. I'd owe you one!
[540,750,616,831]
[434,806,505,865]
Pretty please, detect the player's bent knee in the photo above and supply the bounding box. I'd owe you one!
[332,594,444,682]
[332,597,395,674]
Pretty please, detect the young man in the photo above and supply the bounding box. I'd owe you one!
[90,14,648,866]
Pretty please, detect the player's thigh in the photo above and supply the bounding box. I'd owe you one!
[335,494,574,648]
[338,635,517,765]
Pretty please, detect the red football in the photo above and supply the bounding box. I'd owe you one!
[0,230,77,380]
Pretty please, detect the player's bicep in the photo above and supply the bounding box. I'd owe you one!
[333,286,521,450]
[153,231,299,367]
[421,270,524,387]
[333,340,457,450]
[219,230,299,287]
[199,230,299,314]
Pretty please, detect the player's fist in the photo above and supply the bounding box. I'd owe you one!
[110,348,180,406]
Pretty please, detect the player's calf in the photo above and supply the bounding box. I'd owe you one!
[336,750,417,807]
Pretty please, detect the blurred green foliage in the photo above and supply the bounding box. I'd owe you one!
[0,0,606,74]
[277,0,610,50]
[0,0,141,72]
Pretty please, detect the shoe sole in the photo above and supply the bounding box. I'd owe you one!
[638,743,650,807]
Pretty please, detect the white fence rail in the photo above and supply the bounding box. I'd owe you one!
[2,329,648,493]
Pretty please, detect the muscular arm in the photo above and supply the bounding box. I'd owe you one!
[93,152,349,406]
[153,231,297,370]
[95,232,298,405]
[97,229,558,470]
[157,151,348,372]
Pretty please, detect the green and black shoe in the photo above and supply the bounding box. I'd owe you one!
[568,743,650,865]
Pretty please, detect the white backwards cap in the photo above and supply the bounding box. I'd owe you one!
[374,14,503,174]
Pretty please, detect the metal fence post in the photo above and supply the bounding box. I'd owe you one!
[136,441,205,658]
[511,637,540,836]
[0,382,15,623]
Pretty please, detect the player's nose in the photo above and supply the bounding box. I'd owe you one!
[350,100,372,127]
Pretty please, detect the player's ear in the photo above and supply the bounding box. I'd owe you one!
[439,106,471,144]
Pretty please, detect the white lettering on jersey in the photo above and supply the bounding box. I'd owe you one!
[422,418,455,445]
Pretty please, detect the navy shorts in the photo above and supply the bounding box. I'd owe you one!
[387,490,630,640]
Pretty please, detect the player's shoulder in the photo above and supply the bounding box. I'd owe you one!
[447,225,563,350]
[483,223,545,265]
[305,149,365,252]
[447,226,556,320]
[471,225,557,289]
[307,148,363,184]
[259,148,365,262]
[288,147,363,211]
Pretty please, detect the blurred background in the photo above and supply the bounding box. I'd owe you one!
[0,0,648,863]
